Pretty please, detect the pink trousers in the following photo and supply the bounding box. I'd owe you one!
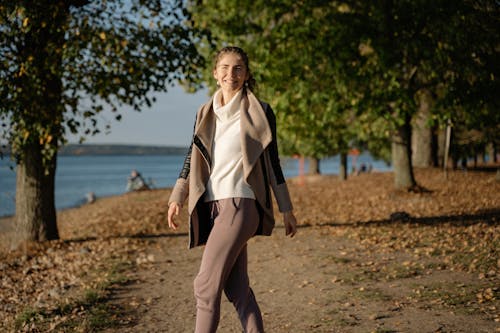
[194,198,264,333]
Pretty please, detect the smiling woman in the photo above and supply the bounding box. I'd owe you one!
[167,46,297,333]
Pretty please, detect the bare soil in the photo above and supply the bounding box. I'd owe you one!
[1,168,499,332]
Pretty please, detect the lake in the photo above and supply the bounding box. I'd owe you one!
[0,153,391,217]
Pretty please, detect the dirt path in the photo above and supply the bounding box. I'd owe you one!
[102,224,498,333]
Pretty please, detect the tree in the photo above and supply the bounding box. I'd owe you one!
[352,0,442,189]
[436,1,499,168]
[189,1,362,176]
[0,0,205,243]
[351,0,498,188]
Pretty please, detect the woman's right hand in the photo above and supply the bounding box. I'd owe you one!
[283,210,297,237]
[168,202,181,230]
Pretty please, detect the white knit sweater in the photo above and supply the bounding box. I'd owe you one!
[204,89,255,202]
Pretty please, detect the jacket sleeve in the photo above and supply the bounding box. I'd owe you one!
[168,114,197,207]
[263,103,293,213]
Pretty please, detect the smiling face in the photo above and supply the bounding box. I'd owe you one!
[213,52,249,103]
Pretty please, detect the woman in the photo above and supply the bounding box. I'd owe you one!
[167,46,297,333]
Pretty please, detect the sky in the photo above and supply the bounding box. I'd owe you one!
[67,85,210,148]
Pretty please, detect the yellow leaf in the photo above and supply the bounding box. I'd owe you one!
[22,17,29,27]
[99,32,106,40]
[17,64,26,77]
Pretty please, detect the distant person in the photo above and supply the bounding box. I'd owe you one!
[357,163,367,175]
[167,46,297,333]
[126,169,149,191]
[85,192,96,204]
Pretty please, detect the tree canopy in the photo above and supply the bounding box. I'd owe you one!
[0,0,207,242]
[188,0,498,186]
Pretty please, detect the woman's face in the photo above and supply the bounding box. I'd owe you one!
[213,52,249,95]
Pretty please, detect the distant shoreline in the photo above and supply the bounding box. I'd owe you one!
[1,143,189,157]
[60,144,189,156]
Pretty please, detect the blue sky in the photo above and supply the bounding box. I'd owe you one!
[68,85,210,147]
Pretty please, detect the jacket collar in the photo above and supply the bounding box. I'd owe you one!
[240,89,272,180]
[194,95,216,162]
[194,88,272,179]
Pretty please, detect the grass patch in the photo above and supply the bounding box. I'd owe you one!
[338,262,425,285]
[452,243,499,273]
[385,265,423,280]
[14,259,133,332]
[84,303,116,331]
[411,281,493,315]
[353,287,393,302]
[14,307,44,331]
[335,316,360,328]
[327,255,354,264]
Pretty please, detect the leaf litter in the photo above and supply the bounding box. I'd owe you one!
[0,168,498,332]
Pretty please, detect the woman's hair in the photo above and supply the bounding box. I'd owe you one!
[213,46,256,91]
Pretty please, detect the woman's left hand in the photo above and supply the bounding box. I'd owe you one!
[168,202,181,230]
[283,211,297,237]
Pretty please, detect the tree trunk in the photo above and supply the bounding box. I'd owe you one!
[436,128,446,167]
[479,151,486,165]
[308,157,320,175]
[450,129,461,170]
[15,143,59,243]
[392,116,417,189]
[13,1,68,244]
[430,129,439,167]
[486,142,495,164]
[411,89,433,168]
[339,152,348,180]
